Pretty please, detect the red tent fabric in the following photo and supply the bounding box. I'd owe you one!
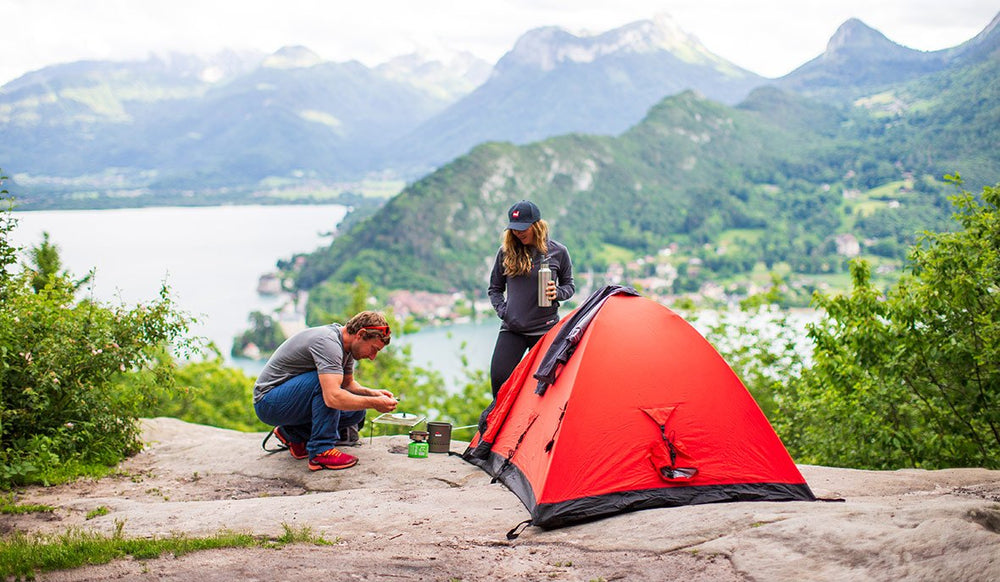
[463,289,815,530]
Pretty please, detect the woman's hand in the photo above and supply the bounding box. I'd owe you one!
[546,280,557,300]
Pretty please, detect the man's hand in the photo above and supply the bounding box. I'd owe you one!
[372,395,398,413]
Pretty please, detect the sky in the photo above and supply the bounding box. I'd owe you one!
[1,0,997,86]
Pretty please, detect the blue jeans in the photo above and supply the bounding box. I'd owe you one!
[254,371,366,457]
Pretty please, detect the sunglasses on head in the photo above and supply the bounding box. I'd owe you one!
[363,325,391,338]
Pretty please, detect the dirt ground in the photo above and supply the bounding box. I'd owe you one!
[5,418,1000,581]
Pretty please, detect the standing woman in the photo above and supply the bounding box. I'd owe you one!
[488,200,575,397]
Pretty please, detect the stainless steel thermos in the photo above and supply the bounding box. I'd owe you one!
[538,260,552,307]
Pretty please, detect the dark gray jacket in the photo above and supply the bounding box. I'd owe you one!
[488,239,574,335]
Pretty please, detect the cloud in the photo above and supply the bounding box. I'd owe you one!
[0,0,995,85]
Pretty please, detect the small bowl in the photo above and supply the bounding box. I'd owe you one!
[409,430,429,442]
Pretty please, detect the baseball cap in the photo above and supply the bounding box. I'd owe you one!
[507,200,541,230]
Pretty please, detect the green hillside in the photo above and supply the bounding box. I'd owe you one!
[293,53,999,305]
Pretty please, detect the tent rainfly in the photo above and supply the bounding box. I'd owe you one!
[463,285,816,534]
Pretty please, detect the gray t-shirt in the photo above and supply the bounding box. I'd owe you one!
[252,323,355,403]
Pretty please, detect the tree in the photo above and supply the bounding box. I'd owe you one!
[776,177,999,469]
[145,355,269,432]
[25,232,92,294]
[231,311,286,359]
[0,172,16,301]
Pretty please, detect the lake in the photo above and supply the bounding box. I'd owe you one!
[398,318,501,386]
[9,205,344,371]
[7,205,816,391]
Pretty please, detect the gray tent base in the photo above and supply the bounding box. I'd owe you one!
[464,448,817,531]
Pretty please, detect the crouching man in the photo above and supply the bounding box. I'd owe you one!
[253,311,398,471]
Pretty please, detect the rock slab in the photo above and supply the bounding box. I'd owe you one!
[7,418,1000,581]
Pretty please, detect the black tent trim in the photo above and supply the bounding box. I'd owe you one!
[466,448,817,530]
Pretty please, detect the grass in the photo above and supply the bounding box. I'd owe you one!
[85,506,110,520]
[0,494,54,515]
[865,180,909,200]
[718,228,765,246]
[255,178,404,201]
[849,199,888,219]
[355,179,406,199]
[595,243,635,266]
[31,458,124,488]
[0,521,331,579]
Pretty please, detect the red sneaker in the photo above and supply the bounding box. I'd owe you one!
[308,448,358,471]
[273,427,307,460]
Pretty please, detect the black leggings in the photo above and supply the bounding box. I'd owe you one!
[490,331,543,397]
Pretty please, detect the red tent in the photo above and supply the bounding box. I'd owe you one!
[463,286,815,532]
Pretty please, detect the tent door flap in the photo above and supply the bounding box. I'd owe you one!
[642,406,698,482]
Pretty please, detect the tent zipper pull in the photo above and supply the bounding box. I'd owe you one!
[544,403,568,453]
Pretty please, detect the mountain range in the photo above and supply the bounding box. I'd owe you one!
[11,13,991,206]
[776,16,1000,99]
[2,11,999,306]
[383,14,764,175]
[0,46,488,204]
[290,11,1000,303]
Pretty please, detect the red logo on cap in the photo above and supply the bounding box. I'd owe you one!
[512,210,520,218]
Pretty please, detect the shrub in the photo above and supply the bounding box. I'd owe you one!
[142,354,268,432]
[0,178,192,487]
[776,177,1000,469]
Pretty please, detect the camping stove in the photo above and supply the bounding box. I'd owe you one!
[408,430,429,458]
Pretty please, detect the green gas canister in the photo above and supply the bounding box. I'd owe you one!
[408,440,428,458]
[408,430,429,458]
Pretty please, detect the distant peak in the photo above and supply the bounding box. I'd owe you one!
[502,14,720,72]
[951,10,1000,61]
[617,13,700,53]
[824,19,902,55]
[381,48,487,71]
[263,46,323,69]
